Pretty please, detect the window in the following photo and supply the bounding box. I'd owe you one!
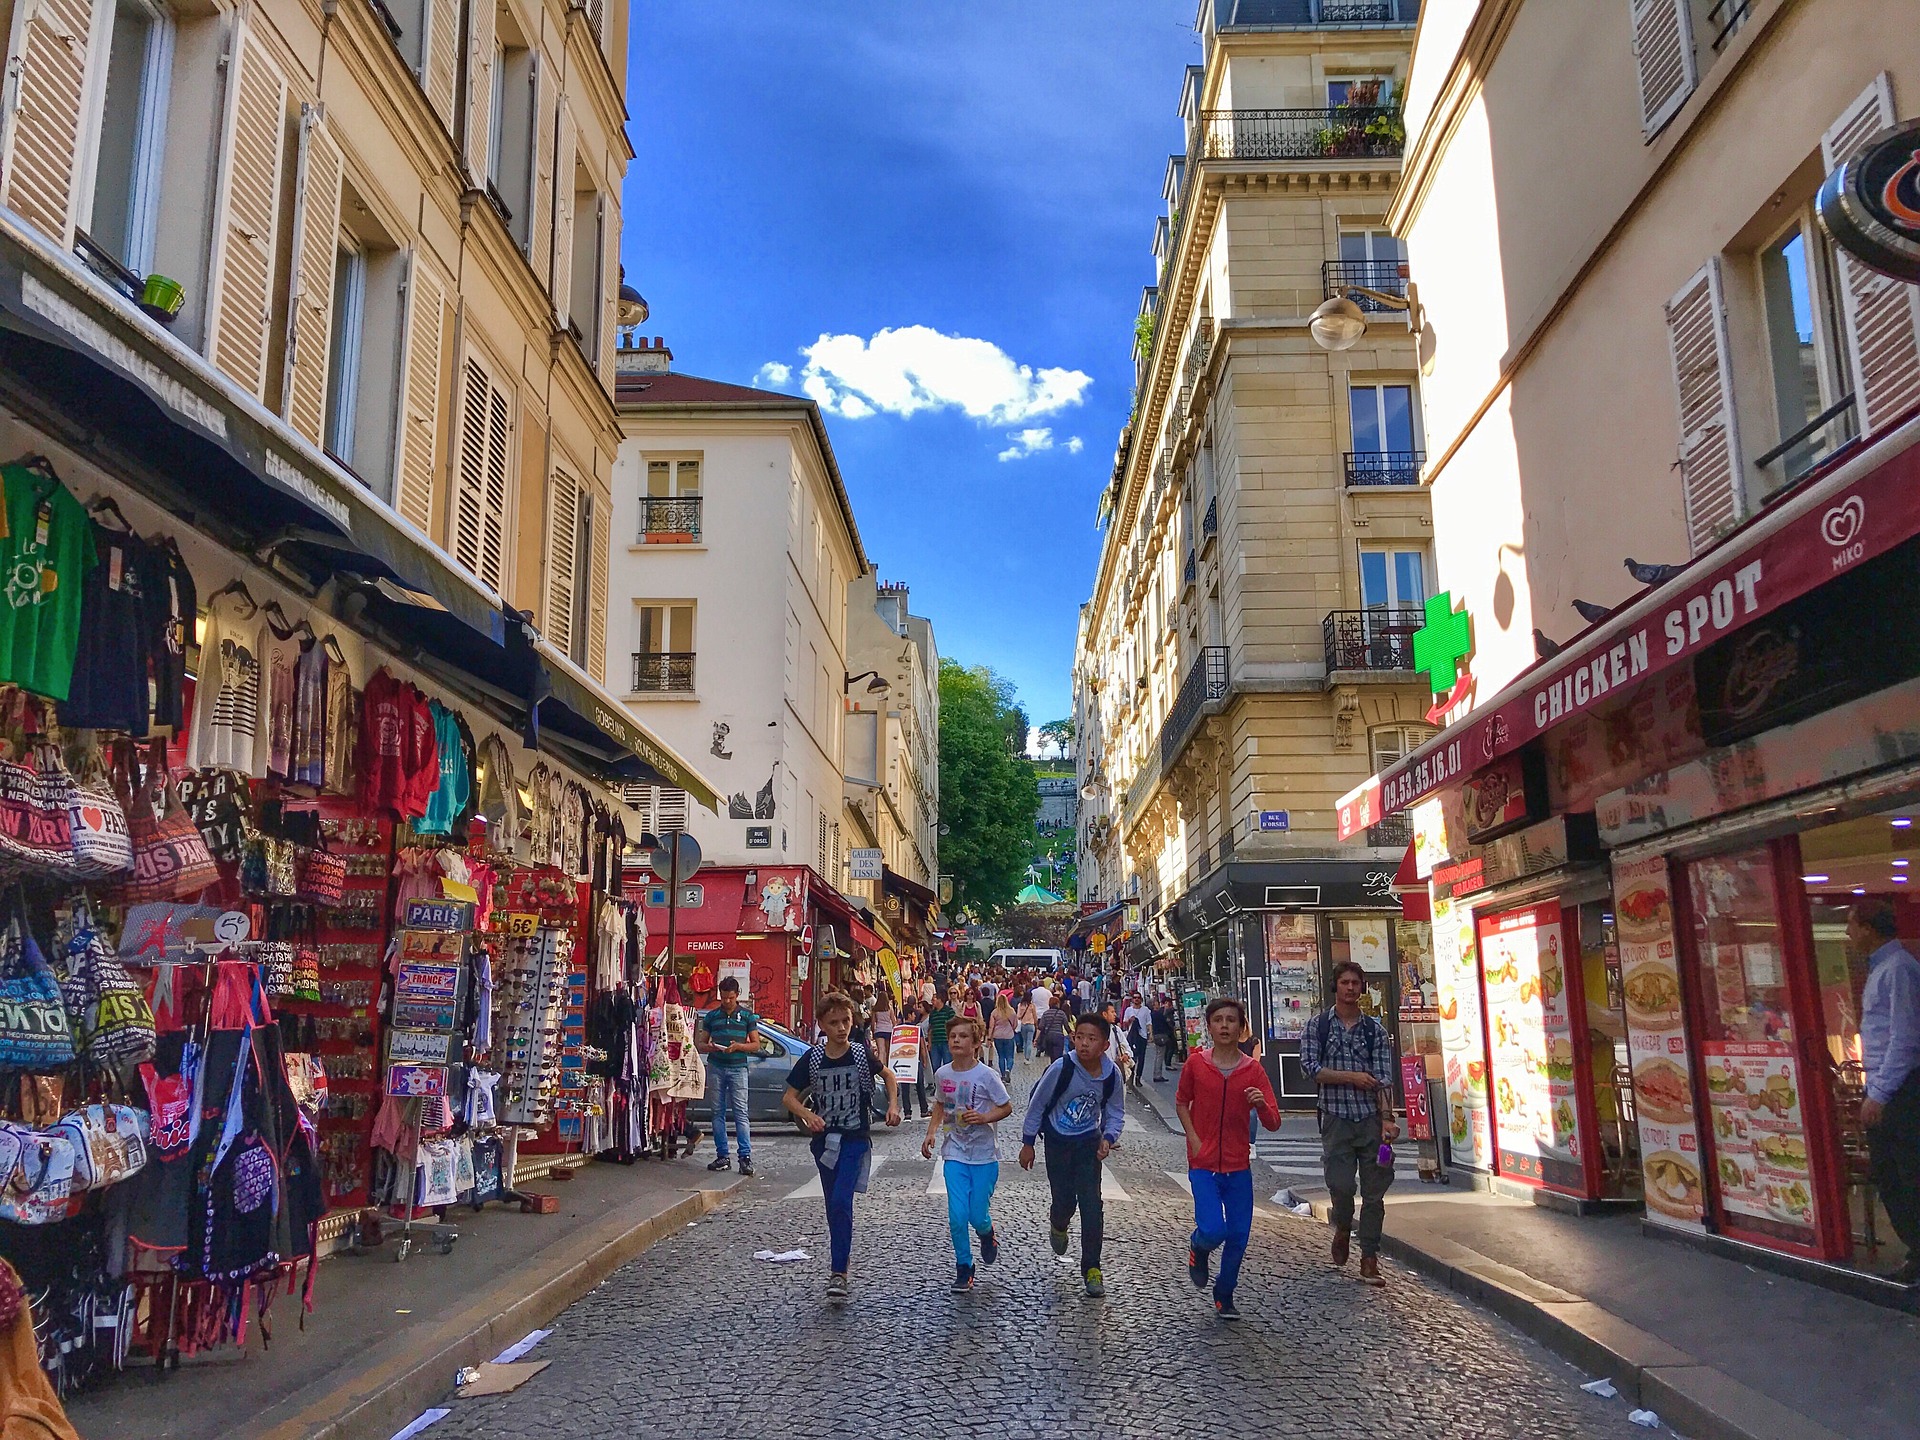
[1359,546,1426,609]
[544,475,589,661]
[489,36,534,246]
[569,186,602,354]
[633,602,694,693]
[79,0,172,281]
[1757,219,1853,490]
[1369,724,1435,772]
[1338,228,1402,268]
[621,782,688,835]
[1327,76,1390,108]
[323,240,366,461]
[1349,383,1416,456]
[321,182,406,499]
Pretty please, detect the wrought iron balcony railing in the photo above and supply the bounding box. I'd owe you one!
[1162,646,1229,770]
[1322,259,1409,312]
[632,652,696,693]
[1183,550,1197,591]
[1322,0,1397,18]
[1201,497,1218,542]
[1344,450,1424,487]
[1323,608,1423,673]
[1366,814,1414,848]
[640,495,702,542]
[1196,107,1405,163]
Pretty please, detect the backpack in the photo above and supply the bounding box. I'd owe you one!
[1034,1057,1117,1140]
[802,1039,875,1124]
[1311,1010,1389,1116]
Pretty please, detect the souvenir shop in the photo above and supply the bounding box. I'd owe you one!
[1341,415,1920,1292]
[0,238,717,1394]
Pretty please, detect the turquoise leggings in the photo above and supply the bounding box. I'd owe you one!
[944,1159,999,1265]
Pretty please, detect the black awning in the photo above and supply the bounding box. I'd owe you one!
[1068,901,1127,940]
[881,866,935,907]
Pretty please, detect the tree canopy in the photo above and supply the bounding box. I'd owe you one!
[1037,718,1075,760]
[938,660,1037,918]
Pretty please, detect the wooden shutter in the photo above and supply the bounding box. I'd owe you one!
[1822,76,1920,437]
[549,105,575,317]
[0,0,96,245]
[422,0,458,134]
[658,786,688,833]
[543,473,577,653]
[206,26,288,400]
[526,55,553,275]
[1664,259,1744,553]
[454,353,508,591]
[462,0,494,183]
[395,255,444,531]
[280,104,343,444]
[587,482,607,680]
[1630,0,1696,140]
[599,191,619,377]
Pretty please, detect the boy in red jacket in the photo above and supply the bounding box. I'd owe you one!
[1175,996,1281,1319]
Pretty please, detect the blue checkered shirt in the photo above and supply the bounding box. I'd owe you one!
[1300,1009,1395,1122]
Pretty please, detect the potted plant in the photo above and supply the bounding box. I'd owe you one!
[139,274,184,325]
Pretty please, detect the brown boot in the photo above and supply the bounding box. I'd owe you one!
[1330,1226,1351,1267]
[1359,1253,1385,1287]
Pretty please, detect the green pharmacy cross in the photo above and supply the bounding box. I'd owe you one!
[1412,591,1473,697]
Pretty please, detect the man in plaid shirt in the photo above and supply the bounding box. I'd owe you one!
[1300,959,1400,1286]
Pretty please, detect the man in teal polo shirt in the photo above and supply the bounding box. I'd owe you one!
[697,977,761,1176]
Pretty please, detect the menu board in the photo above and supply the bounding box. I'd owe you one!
[1612,854,1705,1230]
[1430,893,1493,1169]
[1478,902,1586,1195]
[1180,988,1209,1054]
[1701,1041,1818,1241]
[1265,913,1318,1040]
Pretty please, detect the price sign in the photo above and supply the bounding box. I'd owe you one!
[214,911,251,945]
[499,912,540,937]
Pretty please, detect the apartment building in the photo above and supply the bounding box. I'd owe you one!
[1075,0,1430,1097]
[1334,0,1920,1275]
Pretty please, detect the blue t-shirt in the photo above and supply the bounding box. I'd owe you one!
[702,1006,760,1069]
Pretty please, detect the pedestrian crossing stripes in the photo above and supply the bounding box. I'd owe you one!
[925,1159,1132,1201]
[782,1154,886,1201]
[1254,1134,1422,1179]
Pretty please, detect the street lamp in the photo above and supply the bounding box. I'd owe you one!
[1308,281,1429,361]
[844,669,890,693]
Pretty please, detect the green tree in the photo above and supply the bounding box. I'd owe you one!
[1038,718,1074,760]
[939,660,1037,918]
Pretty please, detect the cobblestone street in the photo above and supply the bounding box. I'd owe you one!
[429,1063,1670,1439]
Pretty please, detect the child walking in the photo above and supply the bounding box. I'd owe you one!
[922,1016,1013,1292]
[1176,997,1281,1320]
[1019,1013,1124,1297]
[783,991,901,1303]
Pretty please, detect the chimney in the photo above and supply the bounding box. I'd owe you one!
[615,334,673,375]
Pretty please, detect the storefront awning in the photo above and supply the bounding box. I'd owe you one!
[881,866,935,908]
[1068,901,1127,940]
[1338,415,1920,837]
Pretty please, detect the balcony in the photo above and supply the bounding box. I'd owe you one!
[1183,550,1197,593]
[1162,646,1229,770]
[632,652,696,693]
[1201,497,1218,544]
[1344,450,1424,487]
[640,495,702,543]
[1323,608,1422,673]
[1322,259,1409,313]
[1366,814,1413,848]
[1196,108,1405,163]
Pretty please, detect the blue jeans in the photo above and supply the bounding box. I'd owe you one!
[930,1041,952,1072]
[710,1066,752,1159]
[1189,1168,1255,1300]
[993,1038,1015,1079]
[944,1159,998,1266]
[816,1137,870,1274]
[1017,1024,1034,1058]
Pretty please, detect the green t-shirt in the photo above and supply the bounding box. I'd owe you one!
[0,467,96,702]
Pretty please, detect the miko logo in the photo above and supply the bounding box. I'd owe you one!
[1821,494,1865,571]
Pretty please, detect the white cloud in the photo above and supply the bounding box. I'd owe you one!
[791,326,1091,425]
[998,428,1056,462]
[755,361,792,388]
[1066,436,1084,454]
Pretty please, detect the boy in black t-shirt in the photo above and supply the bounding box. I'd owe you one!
[784,991,901,1302]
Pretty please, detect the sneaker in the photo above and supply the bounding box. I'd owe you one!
[1215,1294,1241,1321]
[706,1156,732,1172]
[1048,1226,1070,1258]
[1188,1245,1211,1291]
[951,1264,975,1293]
[738,1158,754,1178]
[1330,1226,1351,1267]
[1083,1266,1105,1297]
[1359,1254,1386,1287]
[978,1230,1000,1266]
[826,1273,849,1303]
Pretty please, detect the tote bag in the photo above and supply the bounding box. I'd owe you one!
[0,918,75,1070]
[57,913,155,1067]
[119,740,219,902]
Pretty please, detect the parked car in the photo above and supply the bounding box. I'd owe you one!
[684,1018,889,1130]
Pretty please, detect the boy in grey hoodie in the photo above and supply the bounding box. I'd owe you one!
[1019,1012,1125,1295]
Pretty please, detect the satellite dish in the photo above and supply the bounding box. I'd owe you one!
[646,831,702,881]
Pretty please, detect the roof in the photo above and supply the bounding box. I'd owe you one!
[616,369,868,571]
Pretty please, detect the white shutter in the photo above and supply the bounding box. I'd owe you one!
[658,786,688,834]
[599,192,618,377]
[1630,0,1696,141]
[1664,259,1744,553]
[549,104,575,317]
[461,0,494,183]
[205,22,287,400]
[526,55,553,274]
[586,483,606,680]
[0,0,96,245]
[395,254,444,531]
[1822,76,1920,436]
[422,0,458,133]
[543,474,577,652]
[454,353,509,590]
[280,104,343,443]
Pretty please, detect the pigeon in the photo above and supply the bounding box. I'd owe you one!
[1534,629,1563,659]
[1571,598,1614,625]
[1624,557,1686,586]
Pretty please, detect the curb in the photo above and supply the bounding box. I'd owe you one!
[1288,1189,1845,1440]
[243,1180,741,1440]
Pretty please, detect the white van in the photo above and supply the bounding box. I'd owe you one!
[989,948,1064,974]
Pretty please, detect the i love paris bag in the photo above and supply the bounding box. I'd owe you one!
[60,738,132,880]
[118,738,219,902]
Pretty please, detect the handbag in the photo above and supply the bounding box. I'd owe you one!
[51,1103,148,1190]
[0,1126,78,1224]
[263,838,298,897]
[53,741,131,879]
[0,743,74,876]
[56,907,156,1066]
[296,840,345,906]
[120,739,219,902]
[0,913,75,1070]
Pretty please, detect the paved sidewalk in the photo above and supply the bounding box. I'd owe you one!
[67,1158,740,1440]
[1134,1072,1920,1440]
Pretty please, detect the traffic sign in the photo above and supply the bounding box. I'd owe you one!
[646,831,702,881]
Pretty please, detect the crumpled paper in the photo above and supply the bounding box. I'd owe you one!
[753,1248,811,1263]
[1580,1378,1618,1398]
[1627,1409,1661,1428]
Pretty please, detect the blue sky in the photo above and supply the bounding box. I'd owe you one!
[623,1,1198,726]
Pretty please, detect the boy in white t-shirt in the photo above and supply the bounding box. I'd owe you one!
[922,1016,1013,1292]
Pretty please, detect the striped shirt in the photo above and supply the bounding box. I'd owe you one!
[701,1006,760,1070]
